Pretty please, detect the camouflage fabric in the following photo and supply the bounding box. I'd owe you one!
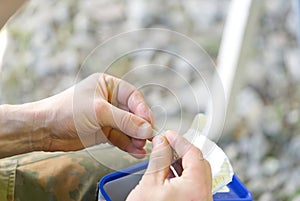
[0,145,149,201]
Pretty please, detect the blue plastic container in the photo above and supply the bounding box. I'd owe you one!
[98,161,253,201]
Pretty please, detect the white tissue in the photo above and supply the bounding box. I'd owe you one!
[184,114,234,194]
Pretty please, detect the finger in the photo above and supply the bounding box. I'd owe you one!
[165,130,211,186]
[142,135,172,184]
[131,138,147,148]
[165,130,195,159]
[102,127,146,149]
[115,103,129,112]
[102,127,147,150]
[165,130,205,168]
[126,89,154,124]
[105,74,154,124]
[95,101,153,139]
[102,127,147,158]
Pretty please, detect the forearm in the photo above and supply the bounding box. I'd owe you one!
[0,102,50,158]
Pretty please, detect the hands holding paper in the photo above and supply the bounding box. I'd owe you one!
[1,1,214,199]
[127,130,213,201]
[0,72,212,201]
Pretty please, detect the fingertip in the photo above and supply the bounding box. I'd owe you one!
[137,122,153,139]
[136,102,155,124]
[164,130,193,159]
[126,145,147,159]
[152,135,165,148]
[131,138,146,149]
[126,90,154,125]
[164,130,177,143]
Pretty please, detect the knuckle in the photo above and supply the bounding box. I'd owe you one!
[94,100,110,126]
[120,112,131,130]
[94,99,108,113]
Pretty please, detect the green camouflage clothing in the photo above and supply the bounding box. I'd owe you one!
[0,145,149,201]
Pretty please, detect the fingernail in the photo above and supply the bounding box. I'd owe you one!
[153,136,164,147]
[137,122,151,138]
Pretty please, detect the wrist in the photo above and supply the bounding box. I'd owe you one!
[0,101,51,158]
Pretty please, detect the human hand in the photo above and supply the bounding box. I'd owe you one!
[127,130,213,201]
[40,73,153,157]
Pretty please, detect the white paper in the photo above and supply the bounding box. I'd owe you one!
[184,114,234,194]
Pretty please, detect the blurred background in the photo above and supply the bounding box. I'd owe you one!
[0,0,299,200]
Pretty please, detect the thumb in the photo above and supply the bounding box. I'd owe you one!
[96,103,153,139]
[142,135,172,183]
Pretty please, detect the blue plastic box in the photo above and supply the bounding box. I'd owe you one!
[98,161,253,201]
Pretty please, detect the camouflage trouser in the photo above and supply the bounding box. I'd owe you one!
[0,145,148,201]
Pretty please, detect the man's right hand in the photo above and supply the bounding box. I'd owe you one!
[127,130,213,201]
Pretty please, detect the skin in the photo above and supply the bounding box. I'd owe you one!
[0,73,154,158]
[127,131,213,201]
[1,2,154,158]
[0,2,213,200]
